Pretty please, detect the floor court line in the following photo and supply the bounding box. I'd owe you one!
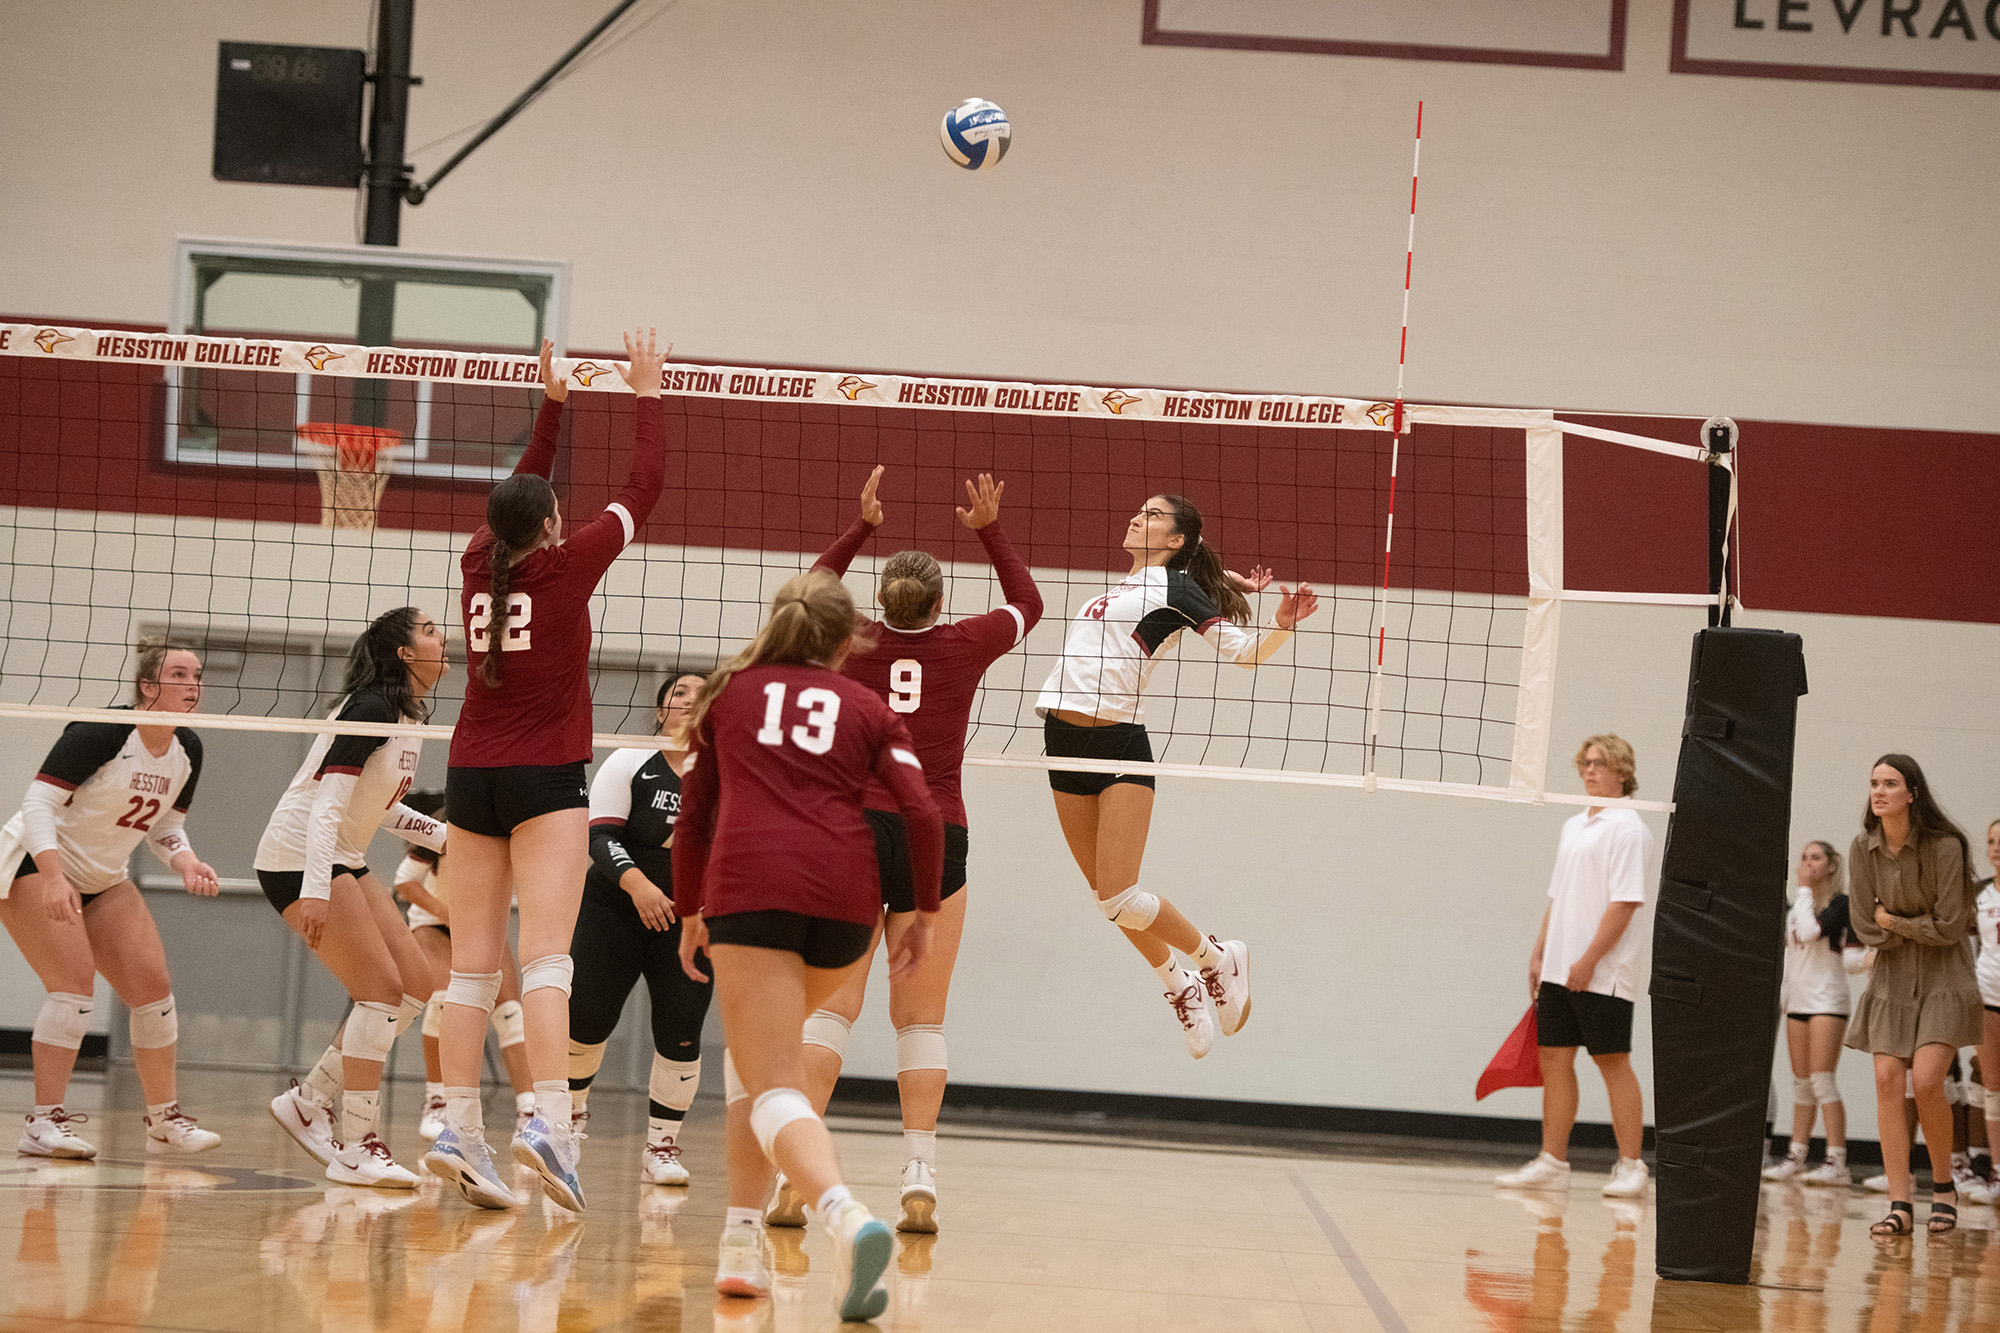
[1291,1171,1411,1333]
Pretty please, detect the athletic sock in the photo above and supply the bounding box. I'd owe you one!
[815,1184,854,1221]
[575,1087,592,1115]
[444,1087,482,1136]
[304,1042,343,1106]
[725,1206,764,1231]
[425,1080,444,1103]
[1784,1140,1807,1163]
[1826,1145,1847,1169]
[516,1090,537,1117]
[647,1116,679,1148]
[31,1104,59,1121]
[1188,936,1223,971]
[533,1081,572,1130]
[905,1129,937,1167]
[146,1099,176,1125]
[341,1089,381,1145]
[1152,958,1183,988]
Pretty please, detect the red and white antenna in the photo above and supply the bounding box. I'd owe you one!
[1366,101,1422,783]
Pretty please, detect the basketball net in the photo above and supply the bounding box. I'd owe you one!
[296,423,401,531]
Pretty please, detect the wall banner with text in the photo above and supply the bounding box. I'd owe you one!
[1673,0,2000,89]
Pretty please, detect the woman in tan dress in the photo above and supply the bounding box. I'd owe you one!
[1846,753,1981,1236]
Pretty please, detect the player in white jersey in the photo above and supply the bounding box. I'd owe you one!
[1972,820,2000,1204]
[389,799,538,1144]
[256,607,450,1189]
[1763,839,1856,1186]
[0,638,222,1158]
[1036,494,1318,1057]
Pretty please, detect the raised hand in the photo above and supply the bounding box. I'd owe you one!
[1228,565,1274,594]
[956,473,1004,529]
[860,465,885,526]
[1275,582,1320,629]
[619,326,666,399]
[538,338,568,403]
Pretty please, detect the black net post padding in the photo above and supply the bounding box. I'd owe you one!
[1650,627,1807,1283]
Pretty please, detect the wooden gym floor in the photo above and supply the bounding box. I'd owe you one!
[3,1067,1997,1331]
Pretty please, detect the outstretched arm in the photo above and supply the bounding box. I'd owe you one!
[515,338,570,480]
[1200,582,1320,668]
[560,327,671,574]
[815,465,884,577]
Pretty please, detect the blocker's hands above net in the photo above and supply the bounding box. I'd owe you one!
[619,326,668,398]
[859,465,885,526]
[1275,583,1320,629]
[538,338,568,403]
[957,472,1004,529]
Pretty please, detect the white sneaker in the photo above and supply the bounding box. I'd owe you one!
[1762,1155,1806,1181]
[511,1115,585,1213]
[145,1104,221,1154]
[424,1124,518,1210]
[418,1095,448,1143]
[714,1223,771,1298]
[1862,1172,1890,1193]
[765,1172,808,1228]
[897,1158,938,1233]
[1602,1157,1650,1198]
[270,1082,338,1166]
[1956,1163,1982,1195]
[1963,1174,2000,1205]
[1165,971,1215,1059]
[1495,1152,1571,1190]
[824,1198,893,1324]
[1800,1160,1851,1188]
[326,1133,420,1188]
[1198,937,1252,1036]
[641,1142,689,1186]
[18,1108,96,1159]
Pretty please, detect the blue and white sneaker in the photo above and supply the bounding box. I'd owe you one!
[512,1115,586,1213]
[423,1124,517,1210]
[825,1197,892,1323]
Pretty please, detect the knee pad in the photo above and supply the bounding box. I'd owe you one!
[802,1009,852,1057]
[749,1087,818,1159]
[397,993,425,1037]
[896,1023,948,1073]
[1948,1078,1964,1107]
[1096,884,1160,932]
[723,1049,748,1106]
[421,996,444,1039]
[519,953,574,999]
[1810,1071,1841,1104]
[490,1000,526,1048]
[127,995,178,1050]
[1792,1074,1817,1107]
[652,1053,701,1108]
[444,970,502,1014]
[33,992,93,1051]
[1973,1081,1994,1110]
[568,1038,607,1087]
[341,1000,399,1066]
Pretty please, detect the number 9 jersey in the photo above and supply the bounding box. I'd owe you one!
[670,663,944,927]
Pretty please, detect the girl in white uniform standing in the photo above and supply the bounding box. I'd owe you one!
[1971,820,2000,1204]
[257,607,450,1187]
[0,638,221,1158]
[1764,840,1855,1186]
[1036,494,1318,1057]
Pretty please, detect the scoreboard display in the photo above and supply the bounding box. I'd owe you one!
[212,42,366,188]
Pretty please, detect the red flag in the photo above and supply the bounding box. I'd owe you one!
[1476,1005,1543,1101]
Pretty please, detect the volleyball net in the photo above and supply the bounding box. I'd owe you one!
[0,324,1725,807]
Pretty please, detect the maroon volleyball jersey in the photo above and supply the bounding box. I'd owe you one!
[671,663,944,926]
[450,396,667,768]
[814,517,1041,827]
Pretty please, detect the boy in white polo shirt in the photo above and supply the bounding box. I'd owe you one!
[1497,733,1655,1199]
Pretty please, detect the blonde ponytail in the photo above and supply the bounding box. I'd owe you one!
[681,570,869,746]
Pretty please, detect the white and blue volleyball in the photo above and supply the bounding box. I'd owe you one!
[940,98,1010,171]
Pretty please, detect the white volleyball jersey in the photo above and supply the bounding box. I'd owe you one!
[395,852,446,930]
[254,686,442,901]
[1035,566,1276,724]
[1780,889,1854,1016]
[1976,882,2000,1006]
[8,714,202,894]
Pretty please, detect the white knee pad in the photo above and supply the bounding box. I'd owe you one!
[749,1087,818,1159]
[1810,1071,1841,1104]
[896,1023,948,1073]
[1970,1081,1991,1110]
[33,992,93,1051]
[1096,884,1160,931]
[802,1009,853,1057]
[397,993,425,1037]
[519,953,574,999]
[490,999,526,1049]
[421,996,444,1039]
[128,995,178,1050]
[652,1053,701,1110]
[723,1049,748,1106]
[444,970,502,1014]
[341,1000,400,1065]
[569,1038,608,1083]
[1792,1074,1817,1107]
[1948,1077,1964,1107]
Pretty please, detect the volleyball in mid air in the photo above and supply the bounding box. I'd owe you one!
[940,98,1010,171]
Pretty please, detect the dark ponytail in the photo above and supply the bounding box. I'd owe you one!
[345,606,428,722]
[479,474,557,688]
[1160,494,1251,626]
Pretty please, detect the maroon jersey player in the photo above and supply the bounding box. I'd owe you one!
[426,328,668,1216]
[767,466,1039,1235]
[672,570,941,1319]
